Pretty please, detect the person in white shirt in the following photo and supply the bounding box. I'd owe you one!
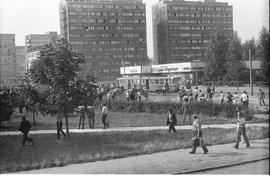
[220,91,224,104]
[126,90,130,102]
[240,91,248,107]
[101,103,109,129]
[189,114,208,154]
[233,92,239,105]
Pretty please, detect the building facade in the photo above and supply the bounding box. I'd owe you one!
[59,0,147,82]
[15,46,27,80]
[0,34,17,87]
[152,0,233,64]
[25,32,59,70]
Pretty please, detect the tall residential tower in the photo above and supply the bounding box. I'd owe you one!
[152,0,233,64]
[59,0,147,81]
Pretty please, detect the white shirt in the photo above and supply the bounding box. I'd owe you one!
[102,106,108,115]
[240,93,248,101]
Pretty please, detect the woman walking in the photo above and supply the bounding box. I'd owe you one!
[189,114,208,154]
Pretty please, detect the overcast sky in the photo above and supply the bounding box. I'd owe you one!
[0,0,269,58]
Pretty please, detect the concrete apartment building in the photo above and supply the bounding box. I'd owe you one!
[0,34,17,87]
[25,32,59,70]
[59,0,147,82]
[152,0,233,64]
[15,46,27,80]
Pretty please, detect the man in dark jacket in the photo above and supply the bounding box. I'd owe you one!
[19,116,34,146]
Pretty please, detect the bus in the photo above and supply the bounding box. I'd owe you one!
[116,75,186,92]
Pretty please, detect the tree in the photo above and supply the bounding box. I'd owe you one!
[204,31,230,81]
[257,27,270,84]
[29,38,91,140]
[225,33,248,84]
[0,88,13,130]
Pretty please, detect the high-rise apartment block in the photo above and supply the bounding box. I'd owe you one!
[0,34,17,87]
[152,0,233,64]
[15,46,27,80]
[59,0,147,81]
[25,32,59,70]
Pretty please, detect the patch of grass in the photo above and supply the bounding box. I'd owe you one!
[0,127,268,173]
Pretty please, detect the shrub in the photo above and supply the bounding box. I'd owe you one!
[94,100,250,119]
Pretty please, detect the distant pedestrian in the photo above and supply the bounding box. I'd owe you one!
[162,85,166,96]
[258,89,265,106]
[56,112,66,139]
[182,94,192,125]
[19,116,34,146]
[233,92,239,105]
[189,114,208,154]
[87,106,95,129]
[101,103,109,129]
[137,90,142,102]
[193,87,199,101]
[78,106,85,129]
[126,90,130,102]
[166,109,177,133]
[206,86,211,100]
[240,91,249,108]
[227,92,233,103]
[220,91,224,104]
[234,107,250,149]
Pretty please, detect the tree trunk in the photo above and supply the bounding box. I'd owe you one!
[64,111,70,140]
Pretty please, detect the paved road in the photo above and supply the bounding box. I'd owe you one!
[0,123,268,136]
[17,138,269,174]
[193,159,269,174]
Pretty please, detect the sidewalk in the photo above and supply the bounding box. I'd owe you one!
[0,123,268,136]
[17,138,269,174]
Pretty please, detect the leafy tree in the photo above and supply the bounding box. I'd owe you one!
[225,33,248,84]
[0,88,13,130]
[29,38,95,140]
[257,27,270,84]
[242,38,257,61]
[204,31,230,81]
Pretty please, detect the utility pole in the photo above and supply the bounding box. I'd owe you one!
[139,38,143,89]
[236,57,239,91]
[195,60,198,87]
[249,49,253,96]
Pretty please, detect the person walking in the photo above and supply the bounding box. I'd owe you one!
[126,90,130,102]
[189,114,208,154]
[227,92,233,103]
[220,91,224,104]
[19,116,34,146]
[56,112,66,139]
[101,103,109,129]
[234,107,250,149]
[258,89,265,106]
[166,109,177,133]
[78,106,86,129]
[162,85,166,96]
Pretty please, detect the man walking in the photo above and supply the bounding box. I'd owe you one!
[19,116,34,146]
[234,107,250,149]
[56,112,66,139]
[189,114,208,154]
[101,103,109,129]
[258,89,265,106]
[167,109,177,133]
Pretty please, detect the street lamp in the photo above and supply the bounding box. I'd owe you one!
[139,38,143,89]
[192,59,199,87]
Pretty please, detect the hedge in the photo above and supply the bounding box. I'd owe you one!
[94,100,252,119]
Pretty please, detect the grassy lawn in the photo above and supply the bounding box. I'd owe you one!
[1,110,268,131]
[0,126,268,173]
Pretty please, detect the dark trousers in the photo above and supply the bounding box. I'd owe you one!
[169,123,176,133]
[57,122,66,139]
[190,131,208,153]
[78,115,85,129]
[88,117,95,129]
[22,133,33,146]
[234,127,250,148]
[259,98,265,106]
[102,114,109,129]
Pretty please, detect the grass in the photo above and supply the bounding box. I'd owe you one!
[0,126,268,173]
[1,110,268,131]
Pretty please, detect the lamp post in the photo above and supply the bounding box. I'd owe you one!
[139,38,143,89]
[249,49,253,96]
[192,59,199,87]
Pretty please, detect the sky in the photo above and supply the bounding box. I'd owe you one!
[0,0,269,58]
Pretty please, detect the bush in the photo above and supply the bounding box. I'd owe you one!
[94,100,250,119]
